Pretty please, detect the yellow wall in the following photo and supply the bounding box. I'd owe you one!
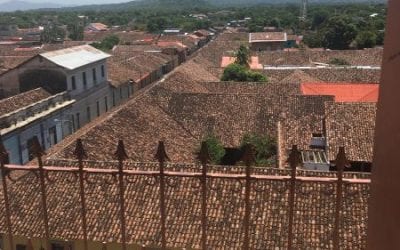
[1,235,147,250]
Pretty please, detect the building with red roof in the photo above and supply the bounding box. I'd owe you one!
[301,83,379,102]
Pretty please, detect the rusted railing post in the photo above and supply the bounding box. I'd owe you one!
[197,141,211,250]
[0,136,14,250]
[74,139,89,250]
[287,145,302,250]
[241,144,256,250]
[114,140,128,250]
[333,147,347,250]
[31,136,50,248]
[155,141,169,249]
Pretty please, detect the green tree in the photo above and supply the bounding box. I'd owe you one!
[240,133,276,166]
[322,16,358,50]
[235,44,250,67]
[68,23,84,41]
[91,35,120,51]
[221,63,248,81]
[40,25,66,43]
[199,134,226,165]
[221,63,267,82]
[355,31,377,49]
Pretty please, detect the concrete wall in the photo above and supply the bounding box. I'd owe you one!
[66,60,108,97]
[2,111,65,164]
[0,235,146,250]
[367,0,400,248]
[250,41,285,51]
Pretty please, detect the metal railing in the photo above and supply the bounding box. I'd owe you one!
[0,136,370,250]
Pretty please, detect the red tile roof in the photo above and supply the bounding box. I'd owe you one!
[301,83,379,102]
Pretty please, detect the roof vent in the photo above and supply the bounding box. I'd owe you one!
[310,133,326,149]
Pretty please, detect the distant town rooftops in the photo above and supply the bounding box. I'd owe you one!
[86,22,109,32]
[40,45,111,70]
[301,83,379,102]
[249,32,287,43]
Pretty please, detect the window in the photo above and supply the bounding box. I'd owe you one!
[51,243,64,250]
[112,91,116,107]
[96,101,100,117]
[104,96,108,112]
[86,106,91,122]
[120,88,123,99]
[50,241,73,250]
[92,68,97,84]
[49,126,57,146]
[27,137,37,161]
[82,72,87,89]
[101,65,105,78]
[76,113,80,129]
[71,114,75,132]
[16,244,27,250]
[71,76,76,90]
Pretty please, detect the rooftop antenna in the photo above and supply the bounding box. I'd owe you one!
[300,0,308,21]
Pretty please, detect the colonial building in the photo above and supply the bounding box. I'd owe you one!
[0,45,125,138]
[249,32,287,51]
[0,88,74,164]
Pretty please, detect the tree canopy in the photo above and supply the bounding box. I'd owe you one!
[199,134,226,165]
[240,133,277,166]
[221,63,267,82]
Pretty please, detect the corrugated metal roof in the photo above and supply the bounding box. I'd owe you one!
[40,45,111,70]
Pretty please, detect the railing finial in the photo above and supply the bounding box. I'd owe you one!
[155,141,170,164]
[287,145,302,169]
[114,140,128,162]
[0,135,9,165]
[335,146,349,172]
[74,139,87,161]
[241,143,256,167]
[197,141,211,165]
[30,136,46,158]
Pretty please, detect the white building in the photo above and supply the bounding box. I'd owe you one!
[0,45,134,142]
[0,88,74,164]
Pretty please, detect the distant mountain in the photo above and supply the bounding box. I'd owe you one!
[0,1,63,12]
[64,0,386,11]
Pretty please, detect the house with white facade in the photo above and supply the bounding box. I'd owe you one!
[0,88,74,164]
[0,45,121,134]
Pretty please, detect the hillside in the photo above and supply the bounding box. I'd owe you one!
[64,0,386,12]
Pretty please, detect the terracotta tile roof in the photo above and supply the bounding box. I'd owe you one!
[87,23,109,31]
[0,164,370,249]
[301,83,379,102]
[47,95,198,163]
[220,56,262,69]
[0,88,51,117]
[325,102,377,162]
[264,68,381,83]
[108,50,172,87]
[257,48,382,66]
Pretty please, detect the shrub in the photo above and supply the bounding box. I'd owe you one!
[199,134,226,165]
[329,58,350,66]
[91,35,120,51]
[240,133,277,166]
[221,63,268,82]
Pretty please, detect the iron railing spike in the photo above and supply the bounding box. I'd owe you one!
[74,139,87,161]
[155,141,170,164]
[114,140,128,163]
